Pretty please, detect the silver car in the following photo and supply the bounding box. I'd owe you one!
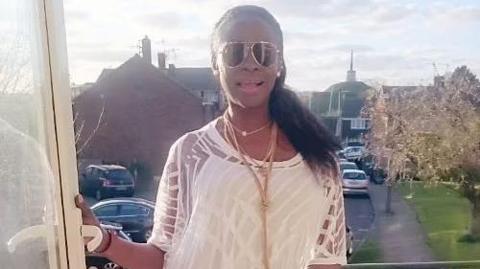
[342,169,369,196]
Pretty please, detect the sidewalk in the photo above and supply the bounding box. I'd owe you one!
[368,184,436,263]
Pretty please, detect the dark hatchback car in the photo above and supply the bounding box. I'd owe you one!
[91,197,155,243]
[80,165,135,200]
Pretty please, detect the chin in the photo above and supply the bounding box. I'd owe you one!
[232,97,270,110]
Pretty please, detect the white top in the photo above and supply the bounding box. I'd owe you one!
[148,119,347,269]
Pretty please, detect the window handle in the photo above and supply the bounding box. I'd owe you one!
[81,225,103,252]
[7,224,48,253]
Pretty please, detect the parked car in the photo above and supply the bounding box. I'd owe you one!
[356,154,387,185]
[339,161,359,172]
[80,164,135,200]
[91,197,155,243]
[343,146,365,161]
[86,222,132,269]
[342,169,369,196]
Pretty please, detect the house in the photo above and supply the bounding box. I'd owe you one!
[71,82,94,98]
[73,38,207,178]
[309,51,372,146]
[157,54,224,120]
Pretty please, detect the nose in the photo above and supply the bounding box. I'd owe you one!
[241,48,259,72]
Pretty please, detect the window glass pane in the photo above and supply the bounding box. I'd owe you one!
[107,169,134,181]
[94,206,118,217]
[0,0,62,268]
[119,205,147,216]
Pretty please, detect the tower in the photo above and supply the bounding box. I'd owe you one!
[346,50,356,82]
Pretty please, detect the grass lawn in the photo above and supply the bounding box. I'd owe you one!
[349,239,383,264]
[397,181,480,261]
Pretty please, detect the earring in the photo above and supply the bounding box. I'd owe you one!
[276,71,281,77]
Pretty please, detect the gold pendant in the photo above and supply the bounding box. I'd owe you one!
[261,200,269,210]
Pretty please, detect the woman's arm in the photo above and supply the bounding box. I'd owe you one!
[307,172,348,267]
[102,234,165,269]
[76,195,165,269]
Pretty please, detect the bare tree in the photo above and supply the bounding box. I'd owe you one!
[365,66,480,238]
[73,94,106,155]
[0,37,31,94]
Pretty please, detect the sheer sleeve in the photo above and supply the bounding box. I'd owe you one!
[308,173,347,266]
[148,142,182,253]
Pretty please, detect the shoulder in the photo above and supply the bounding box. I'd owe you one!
[168,119,217,158]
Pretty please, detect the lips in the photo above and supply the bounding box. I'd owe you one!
[237,81,265,94]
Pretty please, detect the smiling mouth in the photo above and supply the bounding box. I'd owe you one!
[236,81,264,87]
[237,81,265,95]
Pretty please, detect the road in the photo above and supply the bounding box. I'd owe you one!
[344,194,375,251]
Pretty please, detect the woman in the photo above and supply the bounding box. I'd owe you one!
[76,5,346,269]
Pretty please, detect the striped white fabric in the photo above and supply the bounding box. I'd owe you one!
[148,119,347,268]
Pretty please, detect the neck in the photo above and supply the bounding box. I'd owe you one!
[226,103,271,131]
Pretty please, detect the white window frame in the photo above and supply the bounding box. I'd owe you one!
[349,118,368,130]
[42,0,86,267]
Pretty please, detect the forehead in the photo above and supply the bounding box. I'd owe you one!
[219,17,279,44]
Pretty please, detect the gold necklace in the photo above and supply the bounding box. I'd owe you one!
[223,114,274,177]
[222,114,277,269]
[228,118,271,137]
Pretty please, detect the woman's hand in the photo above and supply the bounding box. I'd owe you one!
[75,194,110,252]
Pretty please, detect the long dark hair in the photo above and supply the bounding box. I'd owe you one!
[211,5,340,176]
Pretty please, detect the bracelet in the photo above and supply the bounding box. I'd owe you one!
[94,229,114,254]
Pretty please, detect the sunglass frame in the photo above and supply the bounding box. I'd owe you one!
[218,41,280,68]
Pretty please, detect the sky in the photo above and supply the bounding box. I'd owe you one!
[63,0,480,91]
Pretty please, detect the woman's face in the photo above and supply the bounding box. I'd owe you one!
[214,17,282,109]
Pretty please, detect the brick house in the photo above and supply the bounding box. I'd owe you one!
[158,56,225,121]
[73,52,206,178]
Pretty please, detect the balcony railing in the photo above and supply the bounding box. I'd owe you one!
[344,260,480,268]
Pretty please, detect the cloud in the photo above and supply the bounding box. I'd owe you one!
[323,44,375,53]
[72,49,133,63]
[371,4,415,23]
[139,12,200,30]
[62,0,480,91]
[428,5,480,25]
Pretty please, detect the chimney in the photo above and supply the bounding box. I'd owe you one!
[158,53,166,69]
[141,35,152,64]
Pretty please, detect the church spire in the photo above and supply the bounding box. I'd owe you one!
[350,50,353,71]
[346,50,356,82]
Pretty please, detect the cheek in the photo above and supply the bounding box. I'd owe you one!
[219,68,233,88]
[265,69,279,87]
[217,69,235,98]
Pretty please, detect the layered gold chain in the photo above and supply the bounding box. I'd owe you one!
[222,114,278,269]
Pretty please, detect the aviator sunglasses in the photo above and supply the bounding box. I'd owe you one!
[219,41,280,68]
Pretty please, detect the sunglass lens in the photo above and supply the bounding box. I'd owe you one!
[223,43,245,67]
[252,42,276,67]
